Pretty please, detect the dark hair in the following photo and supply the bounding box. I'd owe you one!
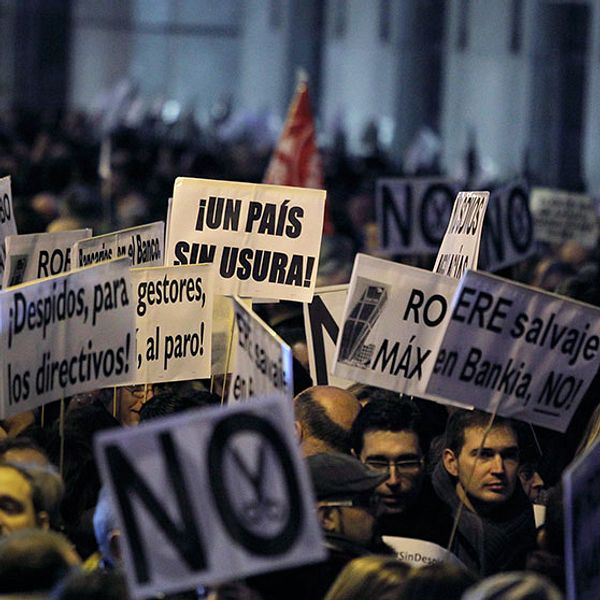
[294,389,353,454]
[444,410,518,456]
[396,563,477,599]
[139,389,220,422]
[50,569,128,600]
[351,397,427,456]
[0,436,48,463]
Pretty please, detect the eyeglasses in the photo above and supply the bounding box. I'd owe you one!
[320,493,376,510]
[364,458,424,475]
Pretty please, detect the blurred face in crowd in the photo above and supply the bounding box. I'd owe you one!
[443,425,520,514]
[318,494,377,546]
[118,385,153,426]
[0,466,39,535]
[359,430,424,515]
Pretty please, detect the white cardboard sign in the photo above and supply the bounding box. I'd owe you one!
[165,178,326,301]
[94,396,326,599]
[303,285,353,388]
[530,187,599,248]
[228,299,293,402]
[425,270,600,432]
[2,229,92,288]
[0,176,18,291]
[376,178,461,255]
[332,254,458,398]
[73,221,165,268]
[383,536,464,569]
[131,265,214,384]
[563,438,600,600]
[0,259,135,418]
[433,191,489,278]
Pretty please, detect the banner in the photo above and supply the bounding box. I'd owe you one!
[0,259,135,418]
[382,536,464,569]
[303,285,353,388]
[73,222,165,268]
[166,177,325,302]
[433,191,489,278]
[530,187,599,248]
[376,178,461,255]
[131,265,213,384]
[564,439,600,600]
[332,254,458,397]
[228,299,294,402]
[425,270,600,432]
[95,396,326,599]
[479,182,534,272]
[2,229,92,288]
[0,176,18,291]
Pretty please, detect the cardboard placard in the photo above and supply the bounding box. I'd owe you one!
[228,299,293,402]
[383,536,464,569]
[2,229,92,288]
[0,176,18,291]
[0,259,135,418]
[425,270,600,432]
[131,265,214,384]
[165,178,325,301]
[95,396,326,599]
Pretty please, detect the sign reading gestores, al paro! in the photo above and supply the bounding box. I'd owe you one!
[166,177,326,301]
[131,264,213,384]
[73,221,165,268]
[94,396,325,599]
[0,259,135,418]
[228,298,294,402]
[425,270,600,432]
[332,254,458,397]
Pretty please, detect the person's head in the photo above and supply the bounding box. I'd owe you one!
[139,389,220,422]
[0,463,50,535]
[0,529,80,594]
[395,562,477,599]
[307,452,387,546]
[442,411,520,514]
[294,386,361,455]
[0,437,50,467]
[324,555,410,600]
[518,463,545,504]
[116,385,153,426]
[351,398,427,515]
[49,569,128,600]
[461,571,562,600]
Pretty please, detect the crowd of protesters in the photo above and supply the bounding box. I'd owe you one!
[1,102,600,599]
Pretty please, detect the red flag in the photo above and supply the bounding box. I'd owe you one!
[264,80,333,234]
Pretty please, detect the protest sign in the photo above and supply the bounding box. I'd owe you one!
[0,176,17,291]
[165,177,326,302]
[479,182,534,272]
[303,285,353,388]
[433,191,489,278]
[0,259,135,418]
[563,438,600,600]
[425,270,600,432]
[73,222,165,268]
[382,536,464,569]
[2,229,92,288]
[376,178,461,255]
[530,187,599,248]
[95,396,326,599]
[332,254,458,398]
[228,299,294,402]
[131,265,213,384]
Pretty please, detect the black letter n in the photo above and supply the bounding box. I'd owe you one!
[105,433,206,584]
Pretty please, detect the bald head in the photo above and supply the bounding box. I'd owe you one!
[294,386,361,456]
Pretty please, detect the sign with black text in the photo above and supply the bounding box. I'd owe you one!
[73,222,164,268]
[303,285,353,388]
[131,265,213,384]
[2,229,92,288]
[95,396,326,599]
[166,178,325,301]
[376,178,461,255]
[425,270,600,432]
[382,536,464,569]
[530,187,599,248]
[0,259,135,418]
[433,191,489,278]
[228,299,293,402]
[332,254,458,397]
[0,176,17,291]
[564,438,600,600]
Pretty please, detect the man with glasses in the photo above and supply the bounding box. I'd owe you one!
[432,409,536,575]
[351,396,452,546]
